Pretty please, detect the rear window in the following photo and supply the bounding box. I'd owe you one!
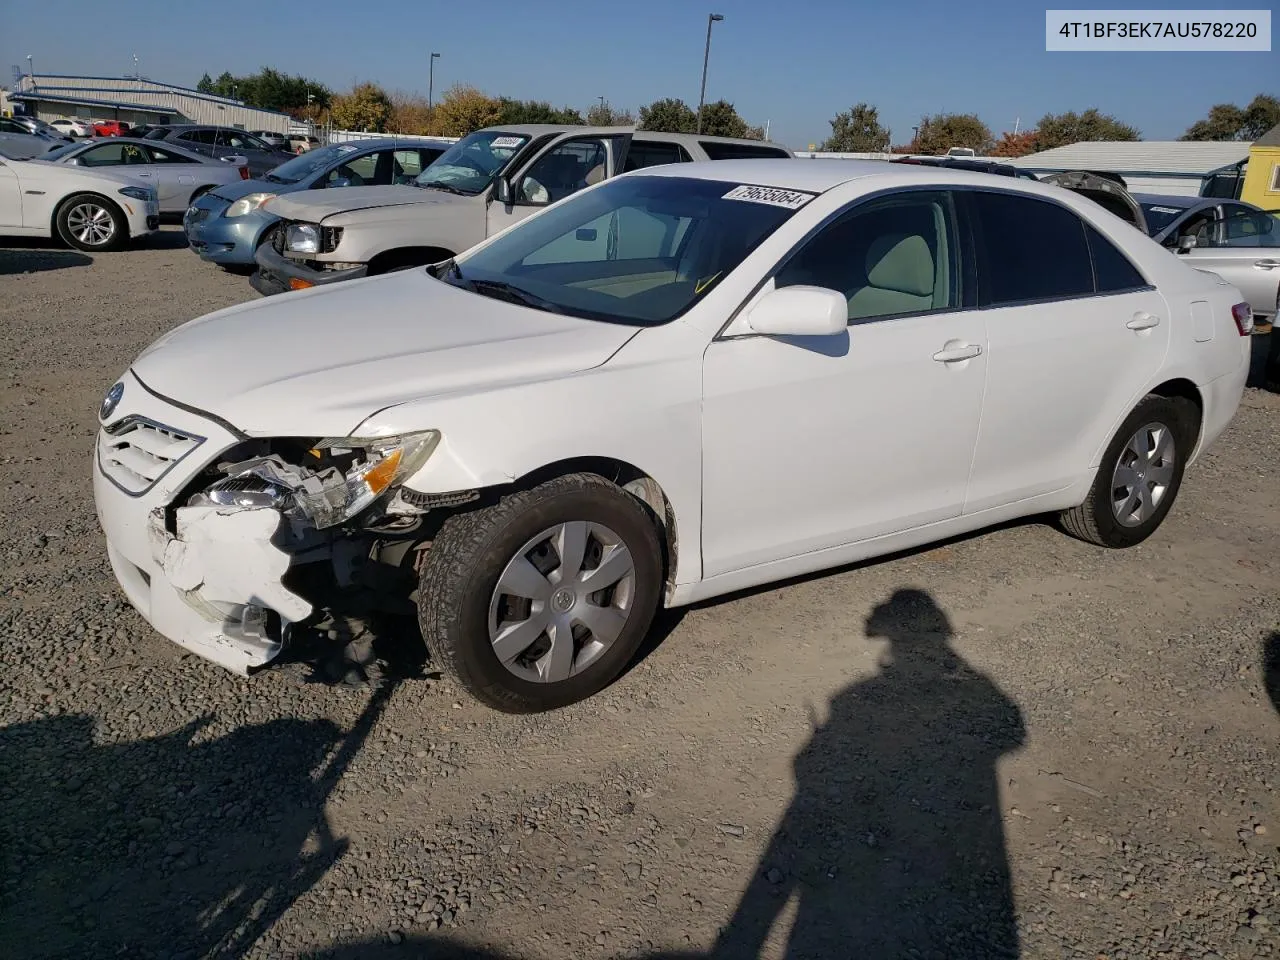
[624,141,693,171]
[698,141,790,161]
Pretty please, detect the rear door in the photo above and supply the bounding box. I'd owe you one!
[143,144,207,207]
[961,188,1171,513]
[1178,208,1280,317]
[486,131,632,237]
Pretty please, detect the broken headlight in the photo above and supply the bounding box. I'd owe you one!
[285,222,320,254]
[291,431,441,529]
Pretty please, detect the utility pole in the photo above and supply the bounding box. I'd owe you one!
[132,53,139,79]
[428,52,441,111]
[26,55,34,90]
[696,13,724,135]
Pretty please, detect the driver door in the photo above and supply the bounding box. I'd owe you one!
[486,132,632,238]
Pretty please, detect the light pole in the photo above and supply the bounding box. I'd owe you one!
[428,52,441,111]
[696,13,724,135]
[26,55,34,90]
[132,53,139,78]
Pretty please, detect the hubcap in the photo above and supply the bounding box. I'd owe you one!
[487,521,636,684]
[66,203,116,246]
[1111,421,1176,527]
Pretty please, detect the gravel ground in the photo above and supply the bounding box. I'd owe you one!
[1,230,1278,960]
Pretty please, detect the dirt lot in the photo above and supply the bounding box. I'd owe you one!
[2,229,1279,960]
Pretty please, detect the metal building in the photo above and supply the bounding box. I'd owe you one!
[6,72,292,133]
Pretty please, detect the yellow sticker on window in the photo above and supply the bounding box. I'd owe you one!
[695,272,722,295]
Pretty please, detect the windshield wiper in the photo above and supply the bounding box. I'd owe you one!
[263,173,293,184]
[468,279,565,314]
[415,182,470,195]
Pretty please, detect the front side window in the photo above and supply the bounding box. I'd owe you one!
[179,130,216,145]
[698,141,790,160]
[414,130,531,196]
[1206,208,1280,248]
[78,143,138,166]
[519,138,609,204]
[776,191,959,322]
[445,175,803,326]
[970,191,1093,305]
[325,152,381,186]
[218,131,269,150]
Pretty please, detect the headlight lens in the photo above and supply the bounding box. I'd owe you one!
[292,431,441,529]
[224,192,276,218]
[118,185,155,202]
[285,222,320,254]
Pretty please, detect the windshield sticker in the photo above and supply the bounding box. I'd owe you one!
[722,185,816,210]
[490,136,523,148]
[1147,205,1183,215]
[694,271,723,295]
[337,145,358,153]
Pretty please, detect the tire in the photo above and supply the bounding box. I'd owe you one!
[56,194,127,252]
[418,473,663,713]
[1060,394,1198,548]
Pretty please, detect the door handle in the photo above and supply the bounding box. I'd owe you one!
[135,172,153,177]
[1253,259,1280,270]
[932,343,982,363]
[1126,313,1161,331]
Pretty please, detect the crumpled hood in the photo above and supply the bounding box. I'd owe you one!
[266,184,464,223]
[131,270,637,437]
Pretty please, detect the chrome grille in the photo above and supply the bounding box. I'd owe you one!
[98,417,204,495]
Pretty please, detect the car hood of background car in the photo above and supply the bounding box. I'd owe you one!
[208,177,296,203]
[265,184,465,222]
[129,269,640,437]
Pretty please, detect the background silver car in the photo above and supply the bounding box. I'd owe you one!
[37,137,249,216]
[139,124,293,177]
[1179,206,1280,321]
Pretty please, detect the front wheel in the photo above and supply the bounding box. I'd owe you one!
[56,194,127,251]
[1060,394,1197,548]
[417,473,663,713]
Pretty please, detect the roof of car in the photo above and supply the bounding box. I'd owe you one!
[473,123,788,149]
[629,157,1093,195]
[1132,193,1204,209]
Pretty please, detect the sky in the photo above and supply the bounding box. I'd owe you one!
[2,0,1276,148]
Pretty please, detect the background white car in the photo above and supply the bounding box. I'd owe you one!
[0,145,159,250]
[94,161,1251,712]
[50,118,94,138]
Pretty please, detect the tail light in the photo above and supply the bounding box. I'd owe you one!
[238,165,250,180]
[1232,302,1254,336]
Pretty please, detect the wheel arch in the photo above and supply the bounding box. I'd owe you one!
[50,191,129,238]
[507,457,679,592]
[1147,377,1205,451]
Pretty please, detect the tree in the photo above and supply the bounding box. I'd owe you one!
[496,98,584,125]
[697,100,759,139]
[388,92,433,135]
[432,85,502,137]
[913,113,994,156]
[990,130,1039,158]
[1183,94,1280,141]
[820,102,890,152]
[1034,109,1139,149]
[330,82,393,132]
[638,98,697,134]
[586,101,635,126]
[194,67,330,113]
[196,73,214,94]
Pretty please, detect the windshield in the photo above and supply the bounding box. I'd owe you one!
[443,175,807,326]
[413,130,530,195]
[265,143,364,184]
[1140,201,1192,235]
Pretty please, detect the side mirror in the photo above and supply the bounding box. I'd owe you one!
[745,286,848,337]
[494,176,512,204]
[219,154,248,166]
[1177,235,1198,253]
[67,157,81,165]
[328,177,351,188]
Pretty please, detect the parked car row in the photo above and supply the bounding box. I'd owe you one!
[93,154,1255,713]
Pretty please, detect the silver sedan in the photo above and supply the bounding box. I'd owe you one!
[35,138,249,215]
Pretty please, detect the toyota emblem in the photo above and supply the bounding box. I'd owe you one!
[100,382,124,421]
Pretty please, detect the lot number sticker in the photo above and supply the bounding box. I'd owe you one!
[490,136,524,148]
[722,185,816,209]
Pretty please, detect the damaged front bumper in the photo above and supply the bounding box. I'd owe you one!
[251,239,367,297]
[93,375,315,675]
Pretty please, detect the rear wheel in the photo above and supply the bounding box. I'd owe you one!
[1060,395,1197,548]
[56,194,127,251]
[418,473,663,713]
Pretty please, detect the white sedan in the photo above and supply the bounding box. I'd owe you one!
[93,160,1251,711]
[50,118,94,138]
[1,144,158,250]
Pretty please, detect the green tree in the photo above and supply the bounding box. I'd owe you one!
[586,101,635,126]
[329,82,394,132]
[194,67,331,113]
[496,98,584,125]
[1184,94,1280,140]
[697,100,758,138]
[196,73,214,94]
[1034,109,1139,149]
[914,113,994,155]
[821,102,890,152]
[638,98,697,133]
